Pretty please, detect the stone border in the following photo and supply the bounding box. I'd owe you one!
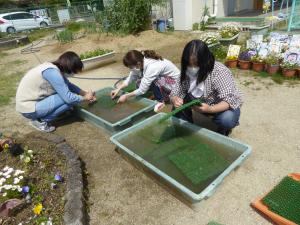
[0,36,30,49]
[31,133,87,225]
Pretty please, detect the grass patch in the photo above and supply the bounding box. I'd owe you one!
[27,28,55,42]
[0,51,9,57]
[0,71,24,107]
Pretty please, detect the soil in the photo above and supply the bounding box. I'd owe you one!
[1,30,300,225]
[0,132,66,225]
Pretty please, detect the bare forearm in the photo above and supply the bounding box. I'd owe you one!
[79,90,87,96]
[208,101,230,113]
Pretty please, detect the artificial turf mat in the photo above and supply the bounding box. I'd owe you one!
[169,143,229,185]
[146,137,190,161]
[159,99,202,123]
[262,176,300,224]
[207,221,225,225]
[96,94,118,109]
[138,121,177,144]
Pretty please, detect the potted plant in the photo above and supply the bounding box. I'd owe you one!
[264,54,281,75]
[218,22,241,45]
[238,50,252,70]
[225,55,238,68]
[251,55,265,72]
[296,63,300,78]
[280,61,298,78]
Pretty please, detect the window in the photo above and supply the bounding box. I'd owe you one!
[22,13,34,19]
[3,13,34,20]
[7,13,25,20]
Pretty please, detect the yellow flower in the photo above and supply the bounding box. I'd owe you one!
[33,203,43,215]
[3,143,9,150]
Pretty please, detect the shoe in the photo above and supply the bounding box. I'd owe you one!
[217,128,232,136]
[29,120,55,133]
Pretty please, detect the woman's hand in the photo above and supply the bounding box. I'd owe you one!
[111,88,120,99]
[171,96,183,108]
[117,94,128,103]
[193,103,212,113]
[84,90,96,102]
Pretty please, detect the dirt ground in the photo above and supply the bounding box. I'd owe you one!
[1,31,300,225]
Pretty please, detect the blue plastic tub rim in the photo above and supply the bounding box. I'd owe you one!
[110,113,252,202]
[77,87,157,127]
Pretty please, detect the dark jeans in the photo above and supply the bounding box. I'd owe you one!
[174,96,240,135]
[149,83,164,102]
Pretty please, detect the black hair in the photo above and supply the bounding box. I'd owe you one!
[123,50,162,68]
[52,51,83,74]
[180,39,215,84]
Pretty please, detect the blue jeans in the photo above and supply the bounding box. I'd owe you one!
[150,83,164,102]
[22,94,72,122]
[174,96,240,135]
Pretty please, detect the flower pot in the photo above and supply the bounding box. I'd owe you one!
[297,68,300,78]
[266,64,280,75]
[238,60,251,70]
[282,68,296,78]
[226,60,238,68]
[252,62,265,72]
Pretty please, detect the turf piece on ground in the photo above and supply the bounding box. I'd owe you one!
[207,221,225,225]
[262,176,300,224]
[169,143,229,185]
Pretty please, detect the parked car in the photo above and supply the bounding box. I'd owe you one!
[0,12,51,34]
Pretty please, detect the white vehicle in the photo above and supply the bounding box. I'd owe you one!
[0,11,51,34]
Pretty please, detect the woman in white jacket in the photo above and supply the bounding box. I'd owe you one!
[111,50,180,110]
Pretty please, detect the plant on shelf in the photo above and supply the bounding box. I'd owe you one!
[251,55,265,72]
[225,55,238,68]
[280,61,298,78]
[199,32,220,46]
[264,54,281,75]
[218,22,241,39]
[80,49,113,60]
[238,50,252,70]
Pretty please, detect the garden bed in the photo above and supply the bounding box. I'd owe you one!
[0,132,84,225]
[0,36,30,49]
[80,49,115,70]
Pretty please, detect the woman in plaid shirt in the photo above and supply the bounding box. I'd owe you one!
[171,40,243,136]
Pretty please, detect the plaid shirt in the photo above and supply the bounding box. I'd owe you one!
[171,62,243,109]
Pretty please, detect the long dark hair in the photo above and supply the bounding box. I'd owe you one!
[52,51,83,74]
[181,40,215,84]
[123,50,162,67]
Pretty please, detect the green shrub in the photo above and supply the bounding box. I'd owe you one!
[57,29,73,43]
[192,23,200,31]
[80,49,113,60]
[66,22,82,32]
[99,0,166,34]
[211,45,228,61]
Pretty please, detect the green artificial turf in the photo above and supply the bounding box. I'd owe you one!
[169,143,229,185]
[262,176,300,224]
[159,99,202,123]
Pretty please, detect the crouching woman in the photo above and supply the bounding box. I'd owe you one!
[171,40,243,136]
[16,51,96,132]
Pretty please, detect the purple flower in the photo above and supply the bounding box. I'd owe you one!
[54,174,63,182]
[22,186,30,194]
[238,51,252,61]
